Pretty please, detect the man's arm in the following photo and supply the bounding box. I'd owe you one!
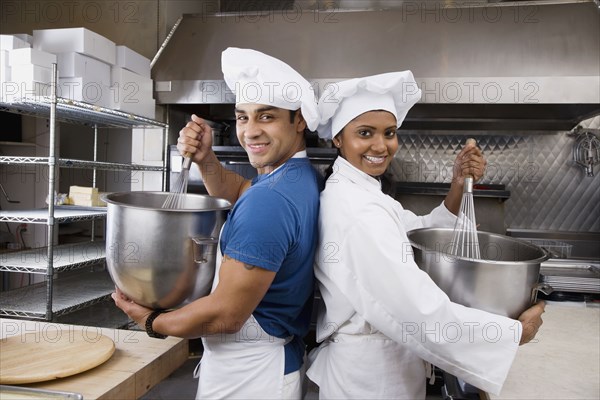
[178,114,251,204]
[113,255,276,338]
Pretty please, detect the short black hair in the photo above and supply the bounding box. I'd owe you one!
[289,109,298,124]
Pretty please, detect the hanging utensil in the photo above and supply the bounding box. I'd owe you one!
[573,130,600,177]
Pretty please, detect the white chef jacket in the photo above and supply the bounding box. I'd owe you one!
[306,156,521,399]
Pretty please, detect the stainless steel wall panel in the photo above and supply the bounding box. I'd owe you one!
[392,131,600,232]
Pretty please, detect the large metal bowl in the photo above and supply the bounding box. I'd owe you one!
[104,191,231,309]
[407,227,550,319]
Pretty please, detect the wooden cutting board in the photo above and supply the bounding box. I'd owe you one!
[0,327,115,384]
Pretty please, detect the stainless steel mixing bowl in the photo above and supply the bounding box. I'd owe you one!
[408,227,551,319]
[104,191,231,309]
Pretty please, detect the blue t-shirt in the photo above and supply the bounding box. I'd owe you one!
[220,157,322,374]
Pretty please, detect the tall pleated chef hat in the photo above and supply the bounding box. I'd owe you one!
[222,47,319,131]
[317,71,422,140]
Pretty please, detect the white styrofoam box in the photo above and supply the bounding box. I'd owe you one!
[0,51,10,95]
[9,48,57,68]
[13,34,33,45]
[1,51,9,85]
[111,65,153,102]
[116,46,150,77]
[109,96,156,119]
[11,64,52,84]
[4,60,52,101]
[33,28,116,65]
[1,81,50,101]
[0,35,30,51]
[59,77,110,108]
[57,52,111,88]
[0,64,10,85]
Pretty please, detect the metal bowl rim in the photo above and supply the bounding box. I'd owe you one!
[407,227,550,265]
[102,191,232,212]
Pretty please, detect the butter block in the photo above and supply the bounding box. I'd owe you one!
[69,186,98,195]
[69,186,105,207]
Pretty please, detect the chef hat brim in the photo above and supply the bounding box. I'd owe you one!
[222,47,319,131]
[317,71,422,140]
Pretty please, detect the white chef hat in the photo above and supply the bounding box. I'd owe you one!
[222,47,319,131]
[317,71,422,140]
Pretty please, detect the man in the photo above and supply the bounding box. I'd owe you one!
[112,47,321,399]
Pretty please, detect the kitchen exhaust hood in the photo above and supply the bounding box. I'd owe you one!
[152,0,600,130]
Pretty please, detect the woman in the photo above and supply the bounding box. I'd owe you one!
[306,72,545,399]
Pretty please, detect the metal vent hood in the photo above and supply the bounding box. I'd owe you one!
[152,0,600,130]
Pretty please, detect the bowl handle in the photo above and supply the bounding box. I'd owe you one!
[530,283,554,304]
[191,237,218,264]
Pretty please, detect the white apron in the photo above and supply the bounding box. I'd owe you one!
[194,224,296,399]
[307,332,427,399]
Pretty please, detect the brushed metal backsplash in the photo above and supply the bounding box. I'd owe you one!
[389,131,600,232]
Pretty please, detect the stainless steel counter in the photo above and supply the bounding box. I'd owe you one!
[486,303,600,400]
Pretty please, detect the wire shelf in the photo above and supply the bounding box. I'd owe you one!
[0,156,165,172]
[0,241,106,273]
[0,87,167,321]
[0,269,114,320]
[0,96,167,128]
[0,207,106,223]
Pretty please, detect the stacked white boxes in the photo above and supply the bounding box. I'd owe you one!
[0,47,11,101]
[56,52,112,108]
[0,35,30,51]
[2,28,155,118]
[116,45,151,77]
[33,28,115,108]
[111,45,155,118]
[12,34,33,46]
[0,35,42,101]
[33,28,117,64]
[31,28,155,116]
[8,47,57,99]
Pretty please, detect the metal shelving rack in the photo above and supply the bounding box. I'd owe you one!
[0,65,168,321]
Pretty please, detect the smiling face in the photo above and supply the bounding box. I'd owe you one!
[235,104,307,174]
[334,110,398,177]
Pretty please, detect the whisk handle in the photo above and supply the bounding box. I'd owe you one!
[464,176,474,193]
[464,138,477,184]
[182,153,193,170]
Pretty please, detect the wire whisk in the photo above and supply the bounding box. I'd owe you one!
[162,155,192,209]
[450,139,481,259]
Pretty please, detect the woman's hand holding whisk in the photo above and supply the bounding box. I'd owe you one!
[177,114,215,164]
[445,140,487,216]
[452,139,487,186]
